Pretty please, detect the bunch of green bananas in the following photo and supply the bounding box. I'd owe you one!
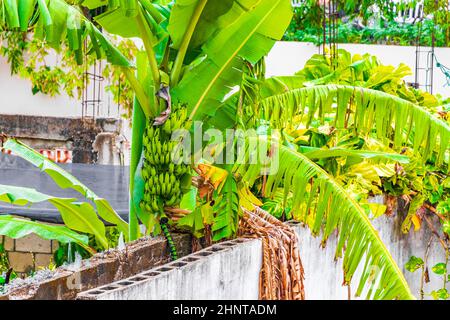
[141,104,192,215]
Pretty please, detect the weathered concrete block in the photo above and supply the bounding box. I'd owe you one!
[34,253,53,269]
[4,237,14,251]
[8,252,33,273]
[51,241,59,253]
[77,238,262,300]
[15,234,52,253]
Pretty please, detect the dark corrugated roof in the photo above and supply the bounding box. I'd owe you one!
[0,154,129,224]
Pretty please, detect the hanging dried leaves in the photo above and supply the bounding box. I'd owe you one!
[239,207,305,300]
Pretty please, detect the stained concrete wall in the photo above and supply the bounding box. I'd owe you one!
[293,196,449,300]
[77,238,262,300]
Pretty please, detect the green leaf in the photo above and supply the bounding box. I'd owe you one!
[128,99,146,239]
[93,1,167,42]
[431,288,449,300]
[0,184,55,205]
[78,0,108,9]
[234,139,414,300]
[405,256,424,273]
[168,0,235,50]
[177,207,205,238]
[301,146,410,164]
[0,215,93,254]
[49,199,108,249]
[173,0,293,120]
[443,177,450,189]
[259,85,450,165]
[443,221,450,236]
[94,6,140,38]
[431,263,447,275]
[18,0,36,31]
[212,170,239,241]
[3,139,129,240]
[180,187,197,212]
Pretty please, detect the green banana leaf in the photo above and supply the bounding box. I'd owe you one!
[208,74,307,130]
[259,85,450,166]
[0,215,93,254]
[211,169,239,241]
[300,146,410,164]
[93,0,167,44]
[3,139,129,240]
[172,0,293,120]
[0,0,132,67]
[78,0,107,9]
[168,0,248,51]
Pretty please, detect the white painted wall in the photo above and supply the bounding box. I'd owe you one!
[1,41,449,120]
[78,199,448,300]
[294,212,449,300]
[266,42,450,98]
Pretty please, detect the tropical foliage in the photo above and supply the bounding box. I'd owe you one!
[224,50,449,299]
[0,138,128,254]
[285,18,449,47]
[0,0,449,300]
[284,0,450,47]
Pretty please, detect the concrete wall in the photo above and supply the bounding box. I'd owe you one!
[78,200,448,300]
[293,221,448,300]
[1,234,192,300]
[266,42,450,98]
[0,114,127,164]
[77,238,262,300]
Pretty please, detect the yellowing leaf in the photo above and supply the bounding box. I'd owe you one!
[411,214,422,232]
[372,164,396,177]
[197,164,228,190]
[368,203,387,218]
[238,183,262,210]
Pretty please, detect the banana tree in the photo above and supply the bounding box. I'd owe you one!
[0,0,293,239]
